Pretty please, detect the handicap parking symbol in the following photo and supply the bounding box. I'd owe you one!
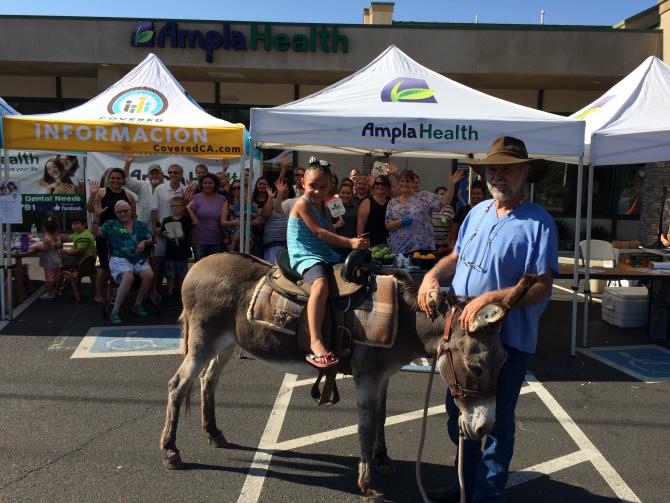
[580,345,670,382]
[71,325,182,359]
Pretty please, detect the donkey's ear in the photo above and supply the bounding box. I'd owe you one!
[470,303,508,332]
[426,289,444,313]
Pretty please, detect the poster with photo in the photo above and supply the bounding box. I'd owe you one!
[2,151,87,213]
[0,180,23,223]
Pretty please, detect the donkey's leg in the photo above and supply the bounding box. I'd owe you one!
[160,349,212,470]
[354,372,382,494]
[200,344,236,448]
[373,378,395,476]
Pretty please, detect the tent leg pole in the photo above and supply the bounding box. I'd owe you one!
[5,227,11,319]
[239,159,253,253]
[582,164,595,348]
[0,224,5,321]
[571,156,584,357]
[246,151,260,254]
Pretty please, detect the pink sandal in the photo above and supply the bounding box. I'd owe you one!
[306,352,339,369]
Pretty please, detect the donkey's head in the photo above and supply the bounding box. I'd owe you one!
[428,275,537,440]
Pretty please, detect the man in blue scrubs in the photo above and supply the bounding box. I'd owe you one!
[418,136,558,502]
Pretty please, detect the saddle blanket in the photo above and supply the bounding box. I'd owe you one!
[246,274,399,348]
[347,274,398,348]
[247,275,305,335]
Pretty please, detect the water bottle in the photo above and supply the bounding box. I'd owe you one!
[30,223,38,236]
[20,233,29,253]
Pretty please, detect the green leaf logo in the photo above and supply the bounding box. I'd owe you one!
[390,81,404,102]
[397,88,435,101]
[381,77,437,103]
[135,31,154,45]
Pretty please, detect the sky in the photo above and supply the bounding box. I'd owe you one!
[0,0,659,26]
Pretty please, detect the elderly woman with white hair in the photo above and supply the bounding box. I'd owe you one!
[91,199,154,325]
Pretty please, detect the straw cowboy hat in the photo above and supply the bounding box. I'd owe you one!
[469,136,547,183]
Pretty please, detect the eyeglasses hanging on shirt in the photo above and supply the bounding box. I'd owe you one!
[458,200,524,273]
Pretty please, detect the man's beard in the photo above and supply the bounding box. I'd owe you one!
[487,181,522,202]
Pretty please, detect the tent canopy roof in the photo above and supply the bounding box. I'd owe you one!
[2,54,244,157]
[572,55,670,166]
[0,97,19,147]
[251,45,584,159]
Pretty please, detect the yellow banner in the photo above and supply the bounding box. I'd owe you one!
[2,117,245,158]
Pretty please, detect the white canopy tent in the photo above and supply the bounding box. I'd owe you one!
[571,55,670,352]
[2,53,245,157]
[251,46,587,345]
[252,45,584,159]
[0,54,246,320]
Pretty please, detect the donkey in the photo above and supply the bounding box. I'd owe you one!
[160,253,534,496]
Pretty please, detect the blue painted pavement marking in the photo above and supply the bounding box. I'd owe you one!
[71,325,182,358]
[579,345,670,382]
[90,326,181,353]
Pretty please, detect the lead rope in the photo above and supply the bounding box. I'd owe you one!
[416,355,437,503]
[458,433,466,503]
[415,355,467,503]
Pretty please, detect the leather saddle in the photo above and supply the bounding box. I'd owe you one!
[265,250,373,406]
[268,250,370,305]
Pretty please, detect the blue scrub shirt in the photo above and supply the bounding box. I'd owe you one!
[451,199,558,353]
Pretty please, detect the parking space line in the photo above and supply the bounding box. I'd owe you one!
[525,374,641,502]
[271,405,444,452]
[508,450,593,488]
[237,373,298,503]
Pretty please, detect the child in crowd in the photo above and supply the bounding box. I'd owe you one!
[287,157,368,369]
[31,217,63,299]
[161,196,194,301]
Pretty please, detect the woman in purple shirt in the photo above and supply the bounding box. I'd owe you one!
[187,173,228,261]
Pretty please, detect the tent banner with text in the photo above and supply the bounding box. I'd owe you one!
[2,118,245,158]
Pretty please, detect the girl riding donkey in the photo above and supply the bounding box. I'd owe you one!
[287,156,369,369]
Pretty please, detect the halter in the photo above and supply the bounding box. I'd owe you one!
[437,305,497,400]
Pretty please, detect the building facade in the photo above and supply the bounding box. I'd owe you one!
[1,2,669,244]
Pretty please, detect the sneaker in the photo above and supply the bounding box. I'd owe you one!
[132,304,149,316]
[110,310,123,325]
[39,292,55,300]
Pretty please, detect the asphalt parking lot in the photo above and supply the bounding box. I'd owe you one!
[0,282,668,503]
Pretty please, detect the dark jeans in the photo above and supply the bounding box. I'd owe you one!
[195,243,223,262]
[445,345,531,503]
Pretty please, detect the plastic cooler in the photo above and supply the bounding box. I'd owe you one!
[601,286,649,328]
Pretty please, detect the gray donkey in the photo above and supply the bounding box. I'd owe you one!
[160,252,533,496]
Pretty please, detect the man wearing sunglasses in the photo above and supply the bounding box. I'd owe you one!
[417,136,558,503]
[292,167,305,196]
[151,164,192,296]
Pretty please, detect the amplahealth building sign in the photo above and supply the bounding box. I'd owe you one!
[131,21,350,63]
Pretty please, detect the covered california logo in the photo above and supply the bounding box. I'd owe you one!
[380,77,437,103]
[107,87,168,116]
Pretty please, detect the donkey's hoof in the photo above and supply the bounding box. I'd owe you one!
[208,432,230,448]
[362,489,384,503]
[162,449,184,470]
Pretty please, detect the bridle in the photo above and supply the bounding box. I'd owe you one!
[437,304,497,400]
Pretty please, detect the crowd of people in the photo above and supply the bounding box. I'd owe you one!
[30,153,484,322]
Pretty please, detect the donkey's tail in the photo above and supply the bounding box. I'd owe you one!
[178,308,194,414]
[179,308,189,358]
